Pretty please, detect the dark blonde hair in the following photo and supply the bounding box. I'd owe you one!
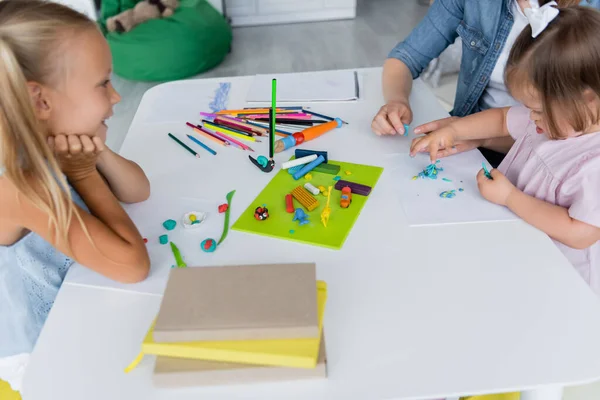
[506,6,600,139]
[0,0,97,245]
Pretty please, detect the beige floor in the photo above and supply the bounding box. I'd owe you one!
[106,1,600,398]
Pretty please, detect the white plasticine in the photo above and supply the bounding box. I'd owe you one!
[182,211,207,229]
[281,154,318,170]
[304,183,320,195]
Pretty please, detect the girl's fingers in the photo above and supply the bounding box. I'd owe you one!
[92,136,105,153]
[80,135,96,155]
[67,135,82,155]
[414,116,459,135]
[53,135,69,155]
[410,137,430,156]
[47,136,55,151]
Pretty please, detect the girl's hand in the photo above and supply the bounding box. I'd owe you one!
[409,125,458,163]
[371,100,413,136]
[476,168,516,206]
[48,134,105,182]
[414,116,483,159]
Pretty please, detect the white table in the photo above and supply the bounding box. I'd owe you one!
[22,68,600,400]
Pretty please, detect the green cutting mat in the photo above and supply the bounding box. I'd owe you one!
[232,160,383,250]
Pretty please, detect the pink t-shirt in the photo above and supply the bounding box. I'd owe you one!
[499,106,600,295]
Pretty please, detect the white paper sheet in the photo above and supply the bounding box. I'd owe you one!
[246,70,359,103]
[391,151,518,226]
[64,193,226,295]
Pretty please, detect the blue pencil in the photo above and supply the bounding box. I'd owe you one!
[302,108,349,125]
[187,134,217,155]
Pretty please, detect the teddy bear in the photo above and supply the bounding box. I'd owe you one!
[106,0,180,33]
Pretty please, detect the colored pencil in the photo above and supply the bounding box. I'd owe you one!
[186,122,228,147]
[196,124,254,151]
[302,109,349,125]
[202,121,259,143]
[243,113,312,120]
[252,118,326,126]
[270,78,276,159]
[244,121,293,136]
[214,116,266,136]
[186,134,217,155]
[168,133,199,158]
[220,116,269,136]
[203,120,254,138]
[244,106,304,110]
[193,124,251,151]
[216,108,289,115]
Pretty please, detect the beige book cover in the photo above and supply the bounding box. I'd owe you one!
[152,335,327,388]
[154,263,319,342]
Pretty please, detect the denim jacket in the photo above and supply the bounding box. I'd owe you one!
[388,0,600,117]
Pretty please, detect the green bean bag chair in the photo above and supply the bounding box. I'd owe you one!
[99,0,232,81]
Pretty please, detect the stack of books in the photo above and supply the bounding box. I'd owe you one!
[126,263,328,387]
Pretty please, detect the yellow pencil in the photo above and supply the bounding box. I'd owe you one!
[203,123,259,143]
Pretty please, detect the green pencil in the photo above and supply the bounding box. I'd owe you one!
[168,133,199,158]
[270,79,276,159]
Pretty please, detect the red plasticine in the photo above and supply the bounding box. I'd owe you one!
[285,193,294,213]
[218,204,229,213]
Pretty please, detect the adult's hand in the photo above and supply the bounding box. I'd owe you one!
[371,100,413,136]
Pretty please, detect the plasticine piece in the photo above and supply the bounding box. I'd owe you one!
[182,211,207,229]
[304,183,320,196]
[345,170,352,175]
[289,229,295,234]
[291,186,319,211]
[313,163,340,175]
[459,188,464,192]
[482,162,493,179]
[218,204,228,213]
[254,206,269,221]
[293,208,310,226]
[333,176,341,181]
[415,160,443,180]
[318,185,326,194]
[442,178,452,182]
[159,234,168,245]
[281,154,318,170]
[285,193,295,213]
[201,238,217,253]
[217,190,236,245]
[143,238,148,243]
[439,190,457,199]
[334,179,372,196]
[293,155,325,180]
[321,186,332,228]
[340,186,352,208]
[163,219,177,231]
[295,149,328,163]
[288,165,302,175]
[304,173,313,181]
[170,242,187,268]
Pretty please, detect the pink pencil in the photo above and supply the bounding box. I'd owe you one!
[243,113,311,120]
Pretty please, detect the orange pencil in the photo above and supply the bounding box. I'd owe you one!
[186,123,228,147]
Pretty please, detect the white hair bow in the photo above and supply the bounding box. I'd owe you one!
[525,0,560,38]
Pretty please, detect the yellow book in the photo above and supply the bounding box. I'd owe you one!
[126,281,327,372]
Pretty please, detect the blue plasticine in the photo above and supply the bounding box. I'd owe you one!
[439,190,457,199]
[288,165,302,175]
[293,208,310,225]
[162,219,177,230]
[293,155,325,180]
